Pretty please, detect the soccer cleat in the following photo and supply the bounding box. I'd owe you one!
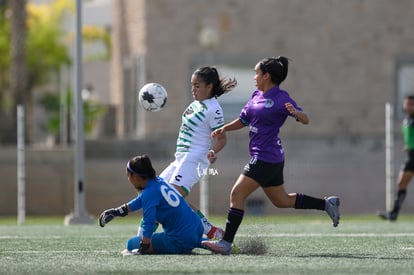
[121,249,141,256]
[202,239,232,255]
[206,226,224,240]
[325,196,340,227]
[377,211,397,221]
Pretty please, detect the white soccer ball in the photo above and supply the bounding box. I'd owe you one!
[138,83,168,112]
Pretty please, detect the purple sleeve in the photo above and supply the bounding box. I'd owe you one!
[283,93,303,117]
[239,104,250,126]
[239,91,259,125]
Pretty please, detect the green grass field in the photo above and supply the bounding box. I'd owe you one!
[1,215,414,274]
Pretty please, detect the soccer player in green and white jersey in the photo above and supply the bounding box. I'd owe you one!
[138,66,237,239]
[378,95,414,221]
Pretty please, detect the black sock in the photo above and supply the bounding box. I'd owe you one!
[295,193,325,210]
[391,189,407,214]
[223,208,244,243]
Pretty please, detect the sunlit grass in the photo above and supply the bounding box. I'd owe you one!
[1,215,414,274]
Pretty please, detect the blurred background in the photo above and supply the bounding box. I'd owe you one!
[1,0,414,218]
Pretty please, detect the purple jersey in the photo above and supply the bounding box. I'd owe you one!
[239,86,303,163]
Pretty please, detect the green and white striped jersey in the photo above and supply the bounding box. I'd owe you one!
[176,98,224,155]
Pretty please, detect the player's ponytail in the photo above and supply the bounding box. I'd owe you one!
[193,66,237,98]
[217,76,237,98]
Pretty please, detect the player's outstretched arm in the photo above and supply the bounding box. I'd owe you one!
[209,131,227,163]
[211,118,245,138]
[99,203,129,227]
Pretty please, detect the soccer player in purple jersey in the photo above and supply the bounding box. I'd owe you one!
[202,56,340,255]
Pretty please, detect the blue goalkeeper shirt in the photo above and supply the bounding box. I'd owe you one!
[127,177,203,247]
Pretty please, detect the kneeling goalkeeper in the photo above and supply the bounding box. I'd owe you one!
[99,154,204,255]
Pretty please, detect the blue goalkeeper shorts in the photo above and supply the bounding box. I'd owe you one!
[126,230,203,254]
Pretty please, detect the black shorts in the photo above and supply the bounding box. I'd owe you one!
[402,150,414,172]
[242,158,284,187]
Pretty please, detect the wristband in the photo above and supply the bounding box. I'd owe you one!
[293,114,299,122]
[115,203,128,217]
[138,242,150,254]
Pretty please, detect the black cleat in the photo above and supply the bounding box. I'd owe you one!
[377,211,397,221]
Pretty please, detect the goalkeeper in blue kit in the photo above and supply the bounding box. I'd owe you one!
[99,154,204,255]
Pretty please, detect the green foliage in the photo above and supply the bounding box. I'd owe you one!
[0,5,10,103]
[38,90,107,135]
[26,1,71,87]
[83,98,107,134]
[0,0,110,109]
[0,5,9,71]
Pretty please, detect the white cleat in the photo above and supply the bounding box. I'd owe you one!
[202,239,232,255]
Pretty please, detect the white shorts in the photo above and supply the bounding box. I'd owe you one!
[160,153,209,194]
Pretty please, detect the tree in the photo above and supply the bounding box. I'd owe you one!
[0,1,10,115]
[0,0,110,144]
[5,0,27,143]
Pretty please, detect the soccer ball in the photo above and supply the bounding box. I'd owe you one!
[138,83,168,112]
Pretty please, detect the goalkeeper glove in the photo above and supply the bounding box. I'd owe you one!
[99,203,128,227]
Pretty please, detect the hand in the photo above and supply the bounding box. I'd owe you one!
[285,102,296,116]
[207,149,217,164]
[99,209,117,227]
[99,204,128,227]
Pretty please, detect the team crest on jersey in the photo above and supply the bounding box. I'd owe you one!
[264,99,274,108]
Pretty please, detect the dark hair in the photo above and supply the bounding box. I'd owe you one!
[193,66,237,98]
[259,56,289,85]
[405,95,414,100]
[127,155,156,179]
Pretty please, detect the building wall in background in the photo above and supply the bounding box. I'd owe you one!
[111,0,414,140]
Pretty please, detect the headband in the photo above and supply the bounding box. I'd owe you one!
[126,161,147,177]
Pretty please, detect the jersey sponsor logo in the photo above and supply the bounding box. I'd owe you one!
[184,105,194,116]
[250,126,258,133]
[214,117,224,124]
